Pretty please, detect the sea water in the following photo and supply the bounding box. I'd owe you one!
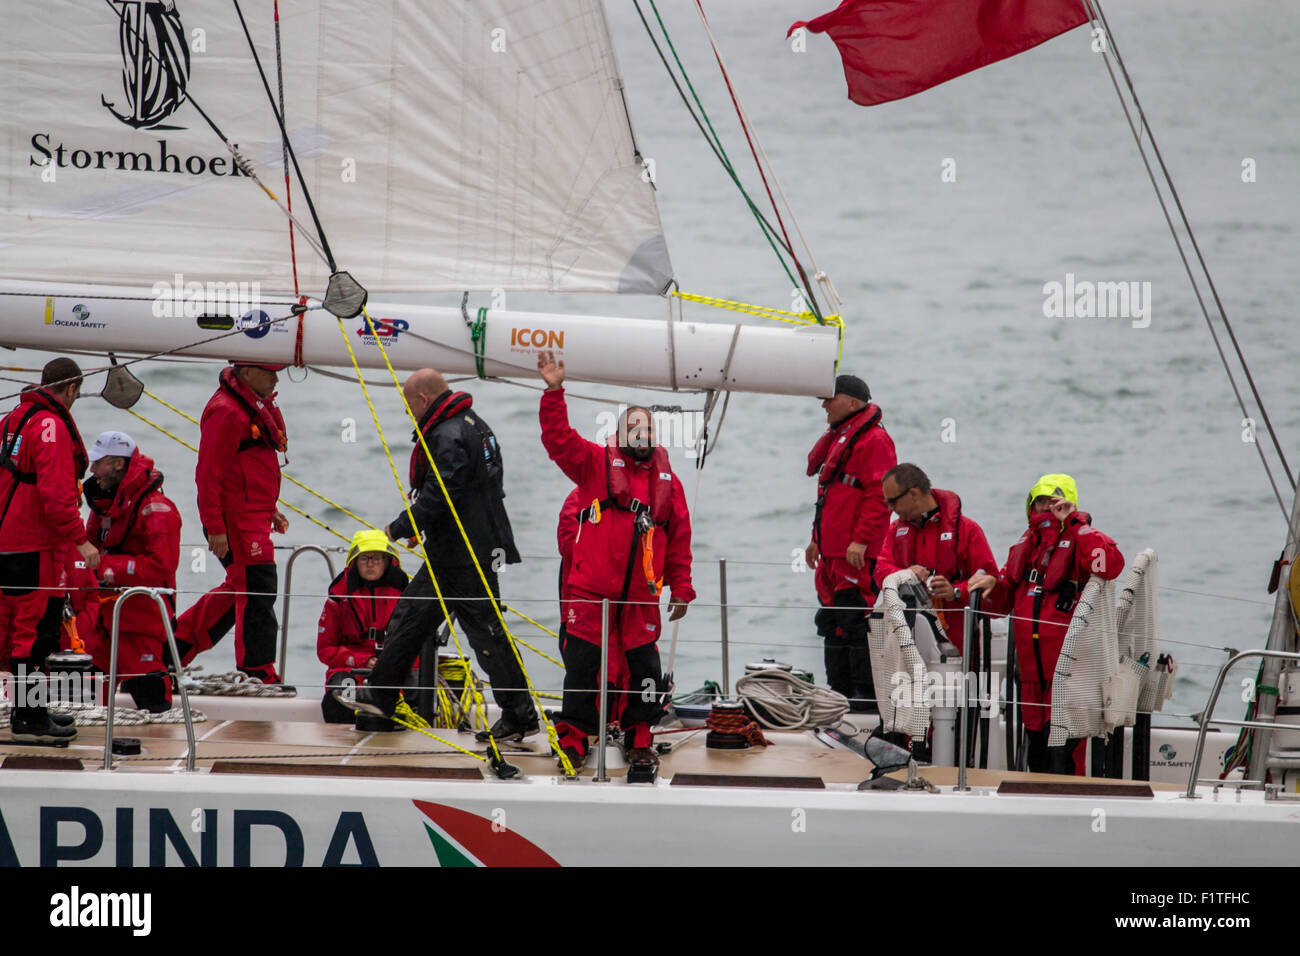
[17,0,1298,722]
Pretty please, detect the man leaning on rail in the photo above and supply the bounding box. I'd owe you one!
[339,368,536,741]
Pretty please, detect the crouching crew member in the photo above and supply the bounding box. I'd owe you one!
[0,358,98,744]
[175,362,290,682]
[805,374,896,711]
[82,431,182,712]
[537,350,694,775]
[317,530,408,723]
[969,474,1124,775]
[874,463,997,650]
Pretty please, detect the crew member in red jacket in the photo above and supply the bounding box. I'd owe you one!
[805,374,896,711]
[873,463,997,650]
[556,488,582,654]
[81,431,182,712]
[557,486,630,716]
[0,358,98,744]
[537,351,695,775]
[317,530,409,723]
[969,473,1124,775]
[175,362,290,682]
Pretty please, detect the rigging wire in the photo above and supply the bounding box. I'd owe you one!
[631,0,807,304]
[1082,0,1295,530]
[689,0,822,319]
[127,389,565,667]
[1089,0,1294,494]
[0,307,312,404]
[351,307,572,773]
[230,0,337,274]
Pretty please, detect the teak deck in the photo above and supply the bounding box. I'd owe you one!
[0,717,1183,791]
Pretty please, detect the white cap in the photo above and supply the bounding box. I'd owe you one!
[88,430,137,463]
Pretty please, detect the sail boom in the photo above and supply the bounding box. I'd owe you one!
[0,282,837,398]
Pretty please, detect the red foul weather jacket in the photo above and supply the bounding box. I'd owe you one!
[540,388,695,646]
[557,487,582,597]
[874,488,998,648]
[0,388,90,553]
[195,368,286,533]
[317,562,409,677]
[807,403,896,560]
[982,510,1124,726]
[84,451,182,636]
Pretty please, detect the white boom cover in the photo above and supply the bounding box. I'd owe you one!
[0,0,671,295]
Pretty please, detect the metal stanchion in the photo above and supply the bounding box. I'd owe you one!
[278,545,337,682]
[594,598,611,782]
[105,587,196,772]
[956,594,978,792]
[719,558,730,696]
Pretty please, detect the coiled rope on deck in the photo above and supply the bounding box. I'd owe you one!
[181,668,297,698]
[735,669,849,731]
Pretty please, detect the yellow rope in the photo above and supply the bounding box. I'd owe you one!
[670,289,843,328]
[332,314,503,763]
[389,699,487,762]
[358,305,574,776]
[126,407,350,543]
[138,390,566,663]
[143,389,379,535]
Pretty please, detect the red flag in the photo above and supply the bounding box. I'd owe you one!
[790,0,1089,106]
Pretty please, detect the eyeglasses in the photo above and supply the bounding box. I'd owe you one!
[884,486,914,507]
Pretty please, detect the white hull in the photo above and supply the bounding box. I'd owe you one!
[0,755,1286,868]
[0,281,840,397]
[0,695,1277,867]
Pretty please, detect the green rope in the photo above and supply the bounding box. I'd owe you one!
[640,0,813,314]
[471,307,488,379]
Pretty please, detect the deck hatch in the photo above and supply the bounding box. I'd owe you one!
[670,772,826,790]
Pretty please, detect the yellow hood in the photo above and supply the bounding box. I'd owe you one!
[1025,473,1078,519]
[347,529,400,567]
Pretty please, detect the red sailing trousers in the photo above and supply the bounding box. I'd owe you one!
[175,513,279,679]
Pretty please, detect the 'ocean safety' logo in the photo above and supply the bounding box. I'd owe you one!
[103,0,191,130]
[414,800,559,867]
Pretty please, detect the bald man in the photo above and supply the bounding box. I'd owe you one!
[347,369,534,739]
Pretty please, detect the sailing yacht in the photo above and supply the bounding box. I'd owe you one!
[0,0,1296,867]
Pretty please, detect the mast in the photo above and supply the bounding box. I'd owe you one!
[1246,486,1300,782]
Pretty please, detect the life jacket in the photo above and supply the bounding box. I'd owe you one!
[407,390,503,494]
[218,367,288,454]
[1005,511,1092,595]
[0,387,89,533]
[332,561,409,640]
[85,452,166,553]
[891,488,963,576]
[1005,511,1093,685]
[577,442,675,599]
[809,404,882,551]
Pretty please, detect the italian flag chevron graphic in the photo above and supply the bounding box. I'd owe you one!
[413,800,560,867]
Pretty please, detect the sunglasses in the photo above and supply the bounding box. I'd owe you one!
[885,486,914,507]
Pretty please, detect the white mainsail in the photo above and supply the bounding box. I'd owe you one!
[0,0,838,395]
[0,0,671,295]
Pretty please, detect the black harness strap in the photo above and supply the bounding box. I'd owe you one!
[1029,588,1049,685]
[812,407,882,551]
[0,406,44,534]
